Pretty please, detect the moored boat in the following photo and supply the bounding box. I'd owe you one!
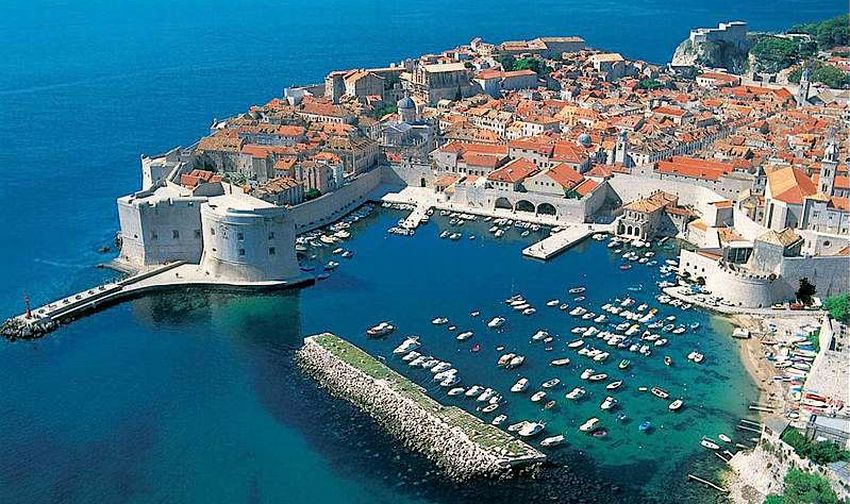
[540,434,565,447]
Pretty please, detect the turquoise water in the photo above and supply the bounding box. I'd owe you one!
[0,1,846,502]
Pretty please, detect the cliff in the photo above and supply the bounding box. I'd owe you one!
[671,37,751,73]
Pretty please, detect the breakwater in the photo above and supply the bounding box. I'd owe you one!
[297,333,546,481]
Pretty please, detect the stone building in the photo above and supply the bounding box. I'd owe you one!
[410,63,479,104]
[616,191,689,241]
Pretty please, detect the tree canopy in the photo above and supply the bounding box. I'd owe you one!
[790,63,850,89]
[824,293,850,323]
[750,37,802,73]
[796,278,817,305]
[781,428,850,465]
[789,15,850,50]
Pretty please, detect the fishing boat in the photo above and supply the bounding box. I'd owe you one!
[579,418,600,432]
[650,386,670,399]
[700,437,720,450]
[511,378,529,393]
[606,380,623,391]
[448,387,465,396]
[668,399,684,411]
[540,434,565,447]
[600,396,618,410]
[565,387,586,400]
[366,321,395,338]
[491,414,507,426]
[719,434,732,443]
[618,359,631,370]
[550,358,571,366]
[487,317,506,329]
[432,317,449,325]
[639,421,652,432]
[531,391,547,403]
[542,378,561,389]
[456,331,474,341]
[518,421,546,437]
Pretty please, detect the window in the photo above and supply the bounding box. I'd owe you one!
[269,247,276,255]
[268,231,275,240]
[210,228,216,236]
[237,232,244,241]
[172,230,180,239]
[238,249,245,256]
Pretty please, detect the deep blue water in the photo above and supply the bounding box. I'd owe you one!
[0,1,846,503]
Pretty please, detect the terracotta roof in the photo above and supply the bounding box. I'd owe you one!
[544,163,584,188]
[757,228,801,248]
[766,167,816,205]
[573,178,598,196]
[487,158,539,184]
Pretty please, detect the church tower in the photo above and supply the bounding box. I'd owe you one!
[819,139,838,196]
[615,130,632,167]
[796,67,811,108]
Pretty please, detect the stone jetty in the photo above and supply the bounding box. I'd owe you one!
[297,333,546,481]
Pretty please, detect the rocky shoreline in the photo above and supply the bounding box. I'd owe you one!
[297,333,546,481]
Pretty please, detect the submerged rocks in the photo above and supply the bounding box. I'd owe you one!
[297,334,545,482]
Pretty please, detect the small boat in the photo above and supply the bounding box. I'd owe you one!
[592,429,608,438]
[366,321,395,338]
[456,331,474,341]
[447,325,457,331]
[650,387,669,399]
[507,421,526,432]
[532,330,550,341]
[639,421,652,432]
[568,339,585,348]
[618,359,631,370]
[719,434,732,443]
[470,310,481,317]
[481,403,499,413]
[465,385,484,398]
[668,399,683,411]
[447,387,465,396]
[550,358,571,366]
[544,400,557,410]
[471,343,481,352]
[540,434,565,447]
[511,378,529,393]
[432,317,449,325]
[566,387,586,400]
[508,355,525,368]
[531,391,547,402]
[393,337,420,355]
[522,307,536,316]
[487,317,506,329]
[606,380,623,391]
[491,414,507,426]
[546,299,560,307]
[663,356,673,367]
[700,437,720,450]
[542,378,561,389]
[324,260,339,271]
[588,373,608,382]
[580,368,594,380]
[579,418,600,432]
[568,286,586,295]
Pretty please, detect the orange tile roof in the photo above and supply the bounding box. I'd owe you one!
[767,167,816,205]
[488,158,539,184]
[545,163,584,188]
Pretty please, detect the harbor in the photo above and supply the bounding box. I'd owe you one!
[521,225,609,260]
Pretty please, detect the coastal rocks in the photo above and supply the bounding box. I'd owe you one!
[671,37,751,73]
[0,317,55,342]
[297,334,545,482]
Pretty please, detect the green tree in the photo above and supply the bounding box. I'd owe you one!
[370,103,397,119]
[750,37,801,73]
[782,469,840,504]
[304,188,322,201]
[790,15,850,50]
[823,293,850,323]
[497,54,517,71]
[796,278,817,305]
[763,495,785,504]
[789,63,849,89]
[638,78,663,90]
[781,428,850,465]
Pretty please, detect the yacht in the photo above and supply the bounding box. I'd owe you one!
[579,418,600,432]
[481,403,499,413]
[518,421,546,437]
[465,385,484,398]
[366,321,395,338]
[531,329,549,342]
[491,414,507,426]
[392,337,420,355]
[565,387,586,400]
[600,396,618,410]
[487,317,506,329]
[447,387,465,396]
[456,331,474,341]
[580,368,595,380]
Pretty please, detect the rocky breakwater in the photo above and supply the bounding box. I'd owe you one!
[297,333,546,481]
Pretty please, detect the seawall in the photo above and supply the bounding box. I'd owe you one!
[297,333,545,481]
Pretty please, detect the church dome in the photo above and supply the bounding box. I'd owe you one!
[578,133,592,147]
[397,96,415,110]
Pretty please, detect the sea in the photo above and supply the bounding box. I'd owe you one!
[0,1,845,503]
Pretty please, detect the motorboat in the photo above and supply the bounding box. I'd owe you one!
[465,385,484,398]
[565,387,586,400]
[700,437,720,450]
[511,378,529,393]
[531,391,547,402]
[719,434,732,443]
[481,403,499,413]
[456,331,474,341]
[568,339,585,348]
[532,330,550,341]
[540,434,565,447]
[470,310,480,317]
[579,418,600,432]
[440,375,461,387]
[447,387,465,396]
[568,286,586,295]
[507,355,525,368]
[518,421,546,437]
[546,299,560,307]
[497,353,516,367]
[487,317,506,329]
[491,414,507,426]
[476,388,496,402]
[606,380,623,391]
[600,396,618,410]
[639,421,652,432]
[507,421,526,432]
[618,359,631,370]
[580,368,595,380]
[366,321,395,338]
[550,358,571,367]
[522,307,536,316]
[668,399,684,411]
[393,337,420,355]
[664,356,673,367]
[588,373,608,381]
[542,378,561,389]
[432,317,449,325]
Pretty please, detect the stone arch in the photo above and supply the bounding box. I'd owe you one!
[495,197,513,210]
[515,200,535,213]
[626,225,633,235]
[537,202,556,216]
[618,223,625,235]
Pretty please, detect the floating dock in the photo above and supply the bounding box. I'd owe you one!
[297,333,545,480]
[522,226,595,260]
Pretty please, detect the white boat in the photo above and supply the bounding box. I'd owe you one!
[447,387,465,396]
[718,434,732,443]
[546,299,560,307]
[518,421,546,437]
[432,317,449,325]
[492,414,507,426]
[588,373,608,382]
[550,358,571,366]
[508,355,525,368]
[651,387,670,399]
[431,362,452,374]
[366,321,395,338]
[542,378,560,389]
[531,391,547,402]
[481,403,499,413]
[600,396,618,410]
[511,378,529,393]
[476,388,495,402]
[579,418,600,432]
[668,399,684,411]
[393,337,420,354]
[580,368,595,380]
[523,308,536,315]
[565,387,586,400]
[531,330,549,341]
[540,435,565,447]
[497,353,516,366]
[606,380,623,391]
[700,437,720,450]
[465,385,484,398]
[456,331,474,341]
[440,375,460,387]
[568,339,585,348]
[487,317,506,329]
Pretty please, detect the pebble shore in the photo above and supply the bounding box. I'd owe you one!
[297,333,546,481]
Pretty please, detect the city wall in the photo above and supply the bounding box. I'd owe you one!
[288,168,383,233]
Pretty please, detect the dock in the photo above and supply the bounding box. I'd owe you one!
[687,473,729,493]
[400,204,431,229]
[522,225,596,260]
